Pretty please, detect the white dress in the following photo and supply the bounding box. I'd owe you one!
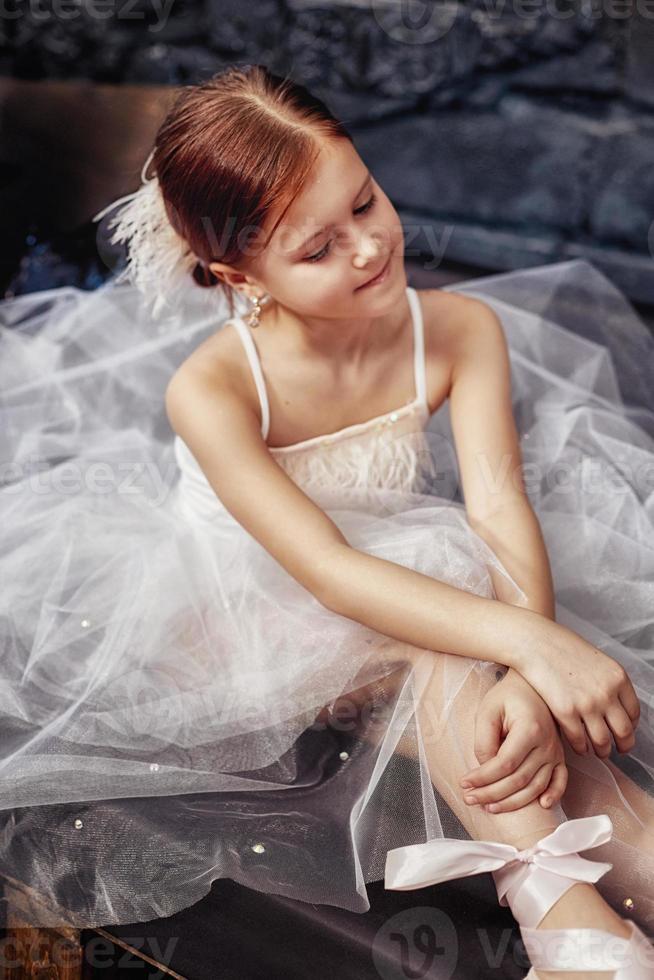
[0,258,653,931]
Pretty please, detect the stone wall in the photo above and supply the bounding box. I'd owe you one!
[1,0,653,300]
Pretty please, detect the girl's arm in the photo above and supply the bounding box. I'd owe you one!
[165,351,640,755]
[433,297,635,804]
[429,294,638,754]
[165,356,543,672]
[469,500,555,620]
[467,500,563,739]
[446,296,556,636]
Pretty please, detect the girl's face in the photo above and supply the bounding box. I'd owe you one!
[226,139,407,323]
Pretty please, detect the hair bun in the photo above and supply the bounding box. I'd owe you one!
[192,261,221,288]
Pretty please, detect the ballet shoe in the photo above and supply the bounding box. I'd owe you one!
[523,918,654,977]
[384,813,654,978]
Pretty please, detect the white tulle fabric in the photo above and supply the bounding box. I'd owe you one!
[1,259,654,934]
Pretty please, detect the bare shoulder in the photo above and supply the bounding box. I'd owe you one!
[418,286,501,345]
[413,287,501,410]
[165,320,259,426]
[417,287,506,384]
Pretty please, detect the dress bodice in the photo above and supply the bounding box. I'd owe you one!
[173,286,434,521]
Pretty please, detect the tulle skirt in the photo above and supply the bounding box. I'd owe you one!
[1,258,654,930]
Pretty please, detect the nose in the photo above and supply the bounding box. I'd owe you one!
[352,230,384,269]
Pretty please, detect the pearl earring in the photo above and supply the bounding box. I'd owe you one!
[248,292,271,329]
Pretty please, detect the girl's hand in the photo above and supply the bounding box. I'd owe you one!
[459,667,568,814]
[512,615,641,759]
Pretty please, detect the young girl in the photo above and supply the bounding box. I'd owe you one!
[2,64,654,977]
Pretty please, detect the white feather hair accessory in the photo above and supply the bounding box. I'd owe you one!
[92,149,199,320]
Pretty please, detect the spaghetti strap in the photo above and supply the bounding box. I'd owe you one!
[228,317,271,440]
[406,286,427,406]
[229,285,425,443]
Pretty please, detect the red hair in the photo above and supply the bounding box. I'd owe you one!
[151,63,353,317]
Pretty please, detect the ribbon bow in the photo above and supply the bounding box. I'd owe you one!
[384,814,614,899]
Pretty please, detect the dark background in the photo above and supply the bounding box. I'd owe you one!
[1,0,654,306]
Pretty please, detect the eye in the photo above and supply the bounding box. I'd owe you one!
[354,192,377,217]
[305,193,378,263]
[306,242,331,264]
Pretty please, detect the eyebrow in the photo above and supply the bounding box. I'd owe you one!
[293,170,373,255]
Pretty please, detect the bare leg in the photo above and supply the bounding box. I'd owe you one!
[406,652,635,980]
[322,646,653,980]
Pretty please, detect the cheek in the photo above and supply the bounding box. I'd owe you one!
[376,196,403,241]
[307,270,348,303]
[292,266,353,312]
[389,224,405,256]
[269,264,342,309]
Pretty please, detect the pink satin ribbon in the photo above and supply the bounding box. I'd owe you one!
[384,814,614,928]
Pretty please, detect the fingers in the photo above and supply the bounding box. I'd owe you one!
[605,702,637,754]
[557,714,589,755]
[461,721,537,793]
[582,712,614,759]
[562,703,637,759]
[539,761,568,809]
[465,762,555,814]
[618,682,641,730]
[471,703,503,775]
[461,747,541,807]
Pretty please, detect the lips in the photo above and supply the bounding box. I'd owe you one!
[356,254,391,290]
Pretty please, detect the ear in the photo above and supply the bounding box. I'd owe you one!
[208,261,252,293]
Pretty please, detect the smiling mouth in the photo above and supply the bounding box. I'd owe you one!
[356,254,392,290]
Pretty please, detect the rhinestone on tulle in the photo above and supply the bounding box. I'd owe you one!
[149,763,160,772]
[339,751,349,761]
[74,818,83,829]
[251,842,266,854]
[623,897,635,910]
[80,619,91,628]
[389,412,399,422]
